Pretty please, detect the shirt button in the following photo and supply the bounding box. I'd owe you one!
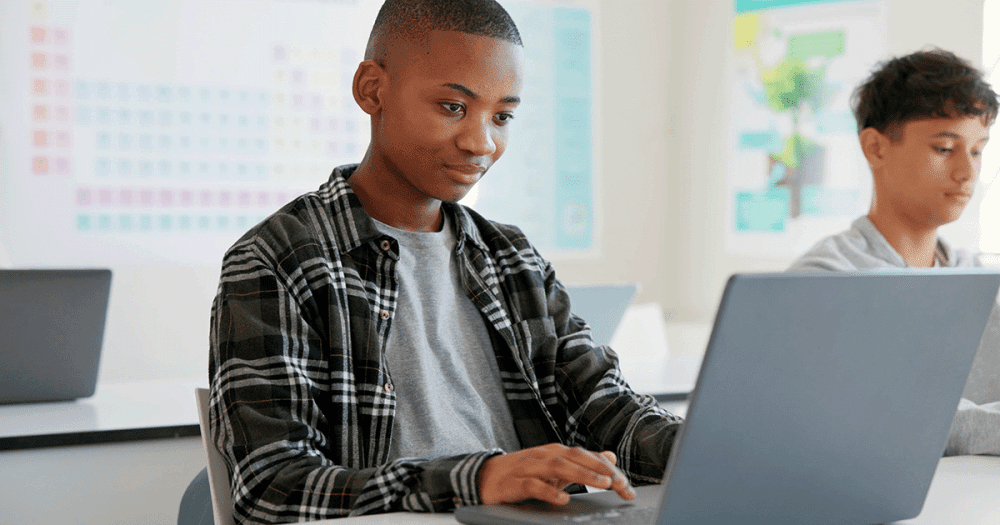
[385,382,394,392]
[380,240,390,251]
[380,310,390,320]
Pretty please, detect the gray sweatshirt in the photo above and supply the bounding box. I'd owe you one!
[788,216,1000,456]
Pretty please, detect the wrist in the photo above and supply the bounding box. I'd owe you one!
[470,449,506,506]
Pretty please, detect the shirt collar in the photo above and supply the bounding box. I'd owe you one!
[442,201,490,255]
[324,164,383,254]
[325,164,490,255]
[853,215,955,268]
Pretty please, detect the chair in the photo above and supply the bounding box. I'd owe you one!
[195,387,235,525]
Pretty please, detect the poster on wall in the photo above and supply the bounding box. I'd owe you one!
[726,0,888,256]
[0,0,595,267]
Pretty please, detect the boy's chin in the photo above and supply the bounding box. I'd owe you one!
[931,207,968,228]
[447,185,482,205]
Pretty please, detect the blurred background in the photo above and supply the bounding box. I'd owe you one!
[0,0,997,387]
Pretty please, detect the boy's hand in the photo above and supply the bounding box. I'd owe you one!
[478,444,635,505]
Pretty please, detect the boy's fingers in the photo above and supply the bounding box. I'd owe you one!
[525,447,633,498]
[479,445,635,505]
[520,477,571,505]
[561,447,632,495]
[517,454,613,490]
[564,448,633,500]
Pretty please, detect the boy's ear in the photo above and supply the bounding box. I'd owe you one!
[353,60,386,115]
[859,127,889,172]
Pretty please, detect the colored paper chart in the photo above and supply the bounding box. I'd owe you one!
[0,0,596,266]
[726,0,886,257]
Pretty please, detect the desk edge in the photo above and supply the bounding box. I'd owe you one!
[0,424,201,451]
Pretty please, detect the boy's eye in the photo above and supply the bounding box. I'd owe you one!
[934,147,952,154]
[442,103,464,114]
[495,113,514,124]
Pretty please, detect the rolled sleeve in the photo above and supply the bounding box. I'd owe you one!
[945,399,1000,456]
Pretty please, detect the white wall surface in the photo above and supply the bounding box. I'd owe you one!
[99,265,218,382]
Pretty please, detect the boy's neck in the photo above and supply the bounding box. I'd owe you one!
[867,211,939,268]
[347,160,445,233]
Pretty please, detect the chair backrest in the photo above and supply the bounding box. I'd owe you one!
[195,388,235,525]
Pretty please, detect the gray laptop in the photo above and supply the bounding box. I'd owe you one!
[564,283,639,347]
[0,269,112,404]
[456,270,1000,525]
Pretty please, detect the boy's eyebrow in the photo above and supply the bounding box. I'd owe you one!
[443,83,521,104]
[930,131,991,143]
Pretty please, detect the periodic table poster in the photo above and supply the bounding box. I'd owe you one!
[0,0,596,266]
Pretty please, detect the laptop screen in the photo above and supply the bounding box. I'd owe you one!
[564,283,639,347]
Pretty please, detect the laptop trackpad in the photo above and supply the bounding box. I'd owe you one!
[455,485,662,524]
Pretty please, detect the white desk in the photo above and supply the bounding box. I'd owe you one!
[0,378,208,524]
[891,456,1000,524]
[616,317,709,400]
[0,378,205,448]
[300,456,999,525]
[0,353,695,525]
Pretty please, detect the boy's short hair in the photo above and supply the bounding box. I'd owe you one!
[365,0,522,62]
[851,48,999,139]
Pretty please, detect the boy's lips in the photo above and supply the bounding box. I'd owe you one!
[444,162,488,175]
[944,189,973,199]
[444,163,488,183]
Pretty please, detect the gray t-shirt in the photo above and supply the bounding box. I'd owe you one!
[373,212,521,461]
[789,216,1000,456]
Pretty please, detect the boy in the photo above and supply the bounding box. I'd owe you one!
[209,0,680,522]
[789,49,1000,456]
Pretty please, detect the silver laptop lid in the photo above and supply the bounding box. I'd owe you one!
[658,270,999,525]
[0,269,112,404]
[456,270,999,525]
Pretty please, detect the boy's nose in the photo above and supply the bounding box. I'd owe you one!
[952,151,977,182]
[456,119,497,156]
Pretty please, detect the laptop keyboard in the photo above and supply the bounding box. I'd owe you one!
[558,505,657,523]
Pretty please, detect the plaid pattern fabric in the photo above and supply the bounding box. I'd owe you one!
[209,165,683,523]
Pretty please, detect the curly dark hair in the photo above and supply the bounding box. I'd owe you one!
[851,48,999,139]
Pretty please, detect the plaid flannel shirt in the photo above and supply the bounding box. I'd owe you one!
[209,165,682,523]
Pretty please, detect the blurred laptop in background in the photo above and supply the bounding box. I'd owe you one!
[0,269,112,404]
[564,283,639,347]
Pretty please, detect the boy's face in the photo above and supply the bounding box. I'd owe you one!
[875,115,991,228]
[374,30,524,204]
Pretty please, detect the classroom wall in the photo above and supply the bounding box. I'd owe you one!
[94,0,989,383]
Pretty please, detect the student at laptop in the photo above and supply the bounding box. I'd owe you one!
[789,48,1000,456]
[208,0,681,522]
